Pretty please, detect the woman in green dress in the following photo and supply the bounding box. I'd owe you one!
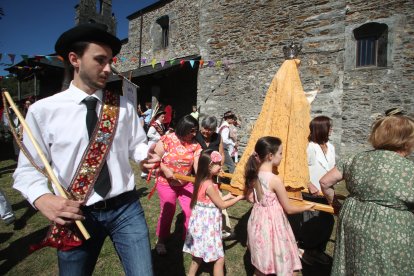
[320,114,414,276]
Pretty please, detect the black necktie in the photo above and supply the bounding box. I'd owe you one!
[83,97,111,197]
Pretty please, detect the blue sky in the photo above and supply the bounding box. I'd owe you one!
[0,0,158,76]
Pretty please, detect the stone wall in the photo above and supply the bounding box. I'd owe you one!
[118,0,200,72]
[117,0,414,157]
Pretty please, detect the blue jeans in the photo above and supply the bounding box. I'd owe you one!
[58,200,153,276]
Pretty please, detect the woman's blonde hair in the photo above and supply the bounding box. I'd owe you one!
[369,115,414,153]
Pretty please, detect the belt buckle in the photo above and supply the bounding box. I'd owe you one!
[93,200,107,210]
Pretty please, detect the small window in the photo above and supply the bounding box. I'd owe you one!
[96,0,103,14]
[156,15,169,48]
[354,22,388,67]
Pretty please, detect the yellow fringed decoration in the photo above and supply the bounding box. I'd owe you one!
[230,59,310,190]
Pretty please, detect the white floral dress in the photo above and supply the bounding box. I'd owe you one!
[183,180,223,262]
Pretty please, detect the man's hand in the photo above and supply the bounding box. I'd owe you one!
[34,194,85,226]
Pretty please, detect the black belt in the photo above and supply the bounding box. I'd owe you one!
[85,190,138,210]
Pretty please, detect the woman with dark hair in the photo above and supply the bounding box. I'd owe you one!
[153,115,202,255]
[320,114,414,275]
[289,115,335,265]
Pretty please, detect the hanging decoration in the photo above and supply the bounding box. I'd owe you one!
[0,51,233,76]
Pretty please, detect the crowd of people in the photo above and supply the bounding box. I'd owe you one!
[3,22,413,276]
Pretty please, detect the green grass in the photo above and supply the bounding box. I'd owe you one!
[0,155,348,275]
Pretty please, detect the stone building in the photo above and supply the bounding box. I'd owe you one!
[103,0,413,156]
[75,0,117,34]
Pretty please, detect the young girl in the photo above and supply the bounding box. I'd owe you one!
[245,136,315,276]
[183,150,243,276]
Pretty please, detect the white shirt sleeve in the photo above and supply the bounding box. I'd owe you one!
[146,126,158,141]
[13,109,52,206]
[221,127,235,147]
[129,107,149,163]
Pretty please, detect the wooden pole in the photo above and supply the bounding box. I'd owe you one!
[3,91,90,240]
[173,173,335,214]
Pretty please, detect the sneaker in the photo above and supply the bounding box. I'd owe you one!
[302,249,332,265]
[3,214,15,226]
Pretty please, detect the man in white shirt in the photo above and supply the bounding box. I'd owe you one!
[218,111,236,173]
[13,23,152,275]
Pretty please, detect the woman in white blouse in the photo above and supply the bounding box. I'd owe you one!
[289,116,335,266]
[307,116,336,193]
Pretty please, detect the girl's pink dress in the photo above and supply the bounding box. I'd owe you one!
[247,171,302,275]
[183,180,223,262]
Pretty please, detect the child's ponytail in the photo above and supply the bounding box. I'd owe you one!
[244,136,282,188]
[244,152,261,188]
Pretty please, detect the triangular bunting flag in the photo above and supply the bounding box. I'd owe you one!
[169,58,176,65]
[189,60,195,68]
[45,56,53,62]
[151,59,156,68]
[208,60,214,67]
[141,58,147,64]
[120,57,127,62]
[160,60,166,67]
[216,60,222,68]
[21,55,29,63]
[180,60,185,67]
[199,60,204,68]
[112,57,118,64]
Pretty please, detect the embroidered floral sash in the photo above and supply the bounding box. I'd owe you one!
[32,90,120,252]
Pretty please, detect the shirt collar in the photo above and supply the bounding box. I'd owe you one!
[69,82,103,104]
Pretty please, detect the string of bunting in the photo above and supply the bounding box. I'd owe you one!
[0,53,63,67]
[112,57,230,69]
[0,52,231,70]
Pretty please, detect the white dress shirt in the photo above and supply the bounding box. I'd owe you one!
[13,83,148,206]
[219,121,235,152]
[146,120,164,147]
[307,141,336,191]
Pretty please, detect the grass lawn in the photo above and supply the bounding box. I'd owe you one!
[0,151,348,275]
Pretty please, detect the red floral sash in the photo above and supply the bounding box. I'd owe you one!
[149,120,165,136]
[31,91,120,252]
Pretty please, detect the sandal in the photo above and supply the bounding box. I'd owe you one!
[155,243,167,255]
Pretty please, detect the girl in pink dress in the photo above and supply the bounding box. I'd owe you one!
[183,150,243,276]
[245,136,315,276]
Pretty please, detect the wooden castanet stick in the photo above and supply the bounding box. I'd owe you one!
[219,172,347,200]
[173,173,334,213]
[288,197,334,214]
[3,91,90,240]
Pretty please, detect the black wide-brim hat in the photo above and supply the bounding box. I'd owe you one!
[55,23,121,60]
[154,109,167,118]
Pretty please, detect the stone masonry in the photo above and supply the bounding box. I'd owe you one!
[115,0,414,157]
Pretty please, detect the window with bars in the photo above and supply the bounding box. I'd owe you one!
[354,22,388,67]
[156,15,169,48]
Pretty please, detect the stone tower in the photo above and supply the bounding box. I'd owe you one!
[75,0,117,35]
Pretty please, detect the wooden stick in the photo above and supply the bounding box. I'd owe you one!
[3,91,90,240]
[219,172,347,200]
[173,173,334,213]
